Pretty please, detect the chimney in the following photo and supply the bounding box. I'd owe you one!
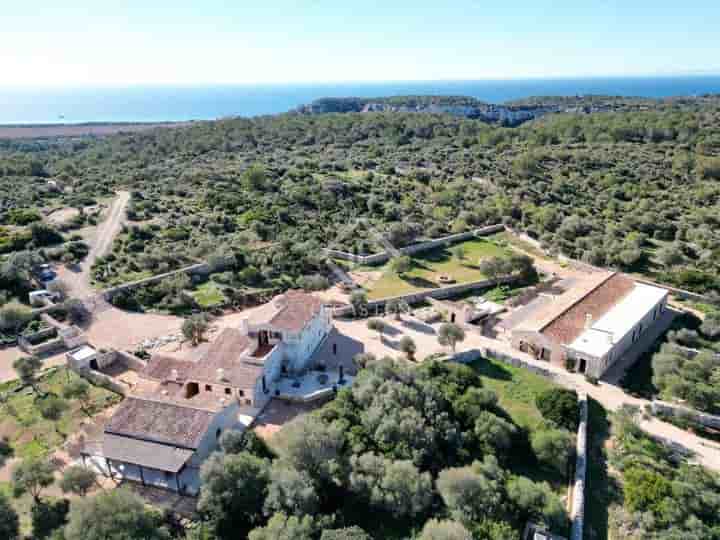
[217,368,226,381]
[170,369,179,382]
[585,313,593,329]
[239,317,249,336]
[607,332,614,345]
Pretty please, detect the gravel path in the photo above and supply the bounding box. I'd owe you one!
[59,190,130,300]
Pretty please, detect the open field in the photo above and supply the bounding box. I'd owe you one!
[0,367,121,459]
[471,356,558,431]
[0,122,189,139]
[364,237,511,299]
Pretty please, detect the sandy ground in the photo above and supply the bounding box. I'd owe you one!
[58,191,130,299]
[85,308,183,351]
[253,400,323,441]
[0,348,67,383]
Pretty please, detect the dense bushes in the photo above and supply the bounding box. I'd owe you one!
[535,388,579,431]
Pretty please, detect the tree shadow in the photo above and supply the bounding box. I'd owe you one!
[404,276,438,289]
[471,357,513,381]
[401,318,436,335]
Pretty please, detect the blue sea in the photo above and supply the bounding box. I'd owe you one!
[2,76,720,124]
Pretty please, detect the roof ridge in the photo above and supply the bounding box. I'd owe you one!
[538,271,618,333]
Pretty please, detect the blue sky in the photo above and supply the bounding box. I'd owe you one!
[2,0,719,86]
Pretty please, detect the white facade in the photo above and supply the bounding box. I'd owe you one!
[565,283,668,377]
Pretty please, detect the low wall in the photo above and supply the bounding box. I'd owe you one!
[18,327,65,355]
[571,392,588,540]
[332,275,516,318]
[651,400,720,430]
[102,262,209,299]
[324,224,505,266]
[115,350,148,371]
[482,346,559,381]
[69,364,127,396]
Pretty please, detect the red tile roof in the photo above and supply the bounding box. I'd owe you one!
[541,273,636,345]
[268,290,324,333]
[105,397,215,449]
[191,328,263,389]
[141,355,194,382]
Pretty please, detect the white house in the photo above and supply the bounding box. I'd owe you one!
[511,272,668,378]
[88,290,333,494]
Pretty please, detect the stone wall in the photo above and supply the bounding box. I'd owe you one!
[102,262,209,300]
[651,400,720,430]
[324,224,505,266]
[332,276,516,318]
[571,392,588,540]
[18,327,65,356]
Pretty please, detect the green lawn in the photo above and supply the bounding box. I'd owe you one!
[470,356,559,431]
[366,237,511,300]
[0,367,121,459]
[191,281,227,308]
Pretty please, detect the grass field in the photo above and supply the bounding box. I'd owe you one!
[192,281,227,308]
[366,238,511,300]
[0,367,121,459]
[470,356,559,431]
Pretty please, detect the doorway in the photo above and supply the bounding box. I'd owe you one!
[578,359,587,374]
[258,330,269,347]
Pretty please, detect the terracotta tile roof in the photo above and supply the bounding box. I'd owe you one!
[191,328,263,389]
[105,397,215,449]
[541,273,636,345]
[268,290,324,333]
[141,355,194,382]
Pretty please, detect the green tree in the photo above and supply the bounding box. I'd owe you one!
[39,395,69,436]
[31,498,69,540]
[399,336,417,361]
[0,302,33,334]
[418,519,472,540]
[62,379,93,416]
[623,467,672,514]
[535,388,579,431]
[13,355,44,395]
[390,255,412,275]
[64,488,169,540]
[248,513,315,540]
[385,298,405,320]
[198,452,270,539]
[452,244,467,262]
[474,411,517,454]
[182,314,209,346]
[60,465,97,497]
[367,318,387,341]
[320,526,371,540]
[349,453,433,518]
[12,458,55,503]
[438,323,465,353]
[0,492,19,540]
[350,290,369,318]
[264,464,319,517]
[531,428,574,474]
[272,415,344,487]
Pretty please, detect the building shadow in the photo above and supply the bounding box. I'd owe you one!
[312,327,364,375]
[401,318,436,335]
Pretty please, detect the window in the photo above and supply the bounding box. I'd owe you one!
[238,389,245,397]
[245,399,252,405]
[225,388,231,395]
[216,428,222,439]
[205,384,212,392]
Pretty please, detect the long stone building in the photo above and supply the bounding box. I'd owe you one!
[511,272,668,377]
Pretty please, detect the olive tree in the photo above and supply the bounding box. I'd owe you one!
[60,465,97,497]
[438,323,465,353]
[64,488,169,540]
[12,458,55,503]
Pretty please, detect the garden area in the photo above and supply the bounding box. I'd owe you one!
[0,367,121,459]
[362,237,514,300]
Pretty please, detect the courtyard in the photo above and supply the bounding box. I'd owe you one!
[359,236,512,300]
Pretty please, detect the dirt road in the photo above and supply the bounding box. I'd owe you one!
[59,191,130,299]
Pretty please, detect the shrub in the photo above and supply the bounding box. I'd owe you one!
[535,388,579,431]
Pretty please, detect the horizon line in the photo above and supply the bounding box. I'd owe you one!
[4,71,720,90]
